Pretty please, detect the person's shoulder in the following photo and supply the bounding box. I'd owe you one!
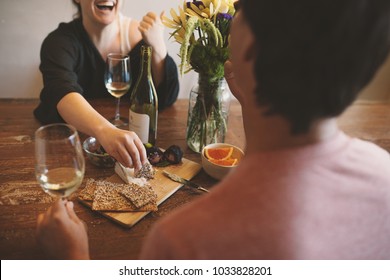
[59,19,83,33]
[129,17,140,28]
[41,19,84,52]
[350,137,389,160]
[346,137,390,182]
[43,19,83,43]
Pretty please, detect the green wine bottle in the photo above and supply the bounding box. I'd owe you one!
[129,46,158,146]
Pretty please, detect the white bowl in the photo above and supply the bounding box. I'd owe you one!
[201,143,244,180]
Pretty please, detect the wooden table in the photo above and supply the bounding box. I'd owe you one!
[0,98,389,260]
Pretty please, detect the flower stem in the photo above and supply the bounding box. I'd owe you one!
[186,75,230,152]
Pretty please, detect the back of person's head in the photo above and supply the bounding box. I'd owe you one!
[239,0,390,133]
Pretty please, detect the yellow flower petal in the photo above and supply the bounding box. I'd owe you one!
[188,2,211,19]
[209,2,214,16]
[186,9,202,19]
[219,2,229,13]
[170,8,181,24]
[203,0,212,7]
[179,6,186,26]
[178,28,186,37]
[182,0,187,13]
[190,2,203,15]
[213,0,222,16]
[164,20,180,29]
[203,8,212,18]
[174,34,184,44]
[163,15,179,25]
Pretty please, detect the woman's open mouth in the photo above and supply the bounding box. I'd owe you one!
[95,1,116,11]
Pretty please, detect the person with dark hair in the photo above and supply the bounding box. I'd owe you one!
[34,0,179,170]
[139,0,390,259]
[36,0,390,259]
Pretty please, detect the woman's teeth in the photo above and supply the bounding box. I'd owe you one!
[96,2,115,11]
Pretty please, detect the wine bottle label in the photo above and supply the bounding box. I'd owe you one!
[129,110,150,143]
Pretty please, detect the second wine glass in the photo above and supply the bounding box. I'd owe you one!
[105,53,131,128]
[35,123,85,199]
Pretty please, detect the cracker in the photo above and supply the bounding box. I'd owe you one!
[135,201,158,212]
[135,162,156,179]
[119,183,157,208]
[78,178,97,201]
[91,181,157,212]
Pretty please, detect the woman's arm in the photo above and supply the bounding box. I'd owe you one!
[57,92,147,169]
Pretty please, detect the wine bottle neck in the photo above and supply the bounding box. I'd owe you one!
[140,46,152,78]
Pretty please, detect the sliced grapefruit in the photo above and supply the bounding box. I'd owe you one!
[209,158,238,167]
[205,147,233,160]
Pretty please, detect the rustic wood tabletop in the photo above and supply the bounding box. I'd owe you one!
[0,98,388,259]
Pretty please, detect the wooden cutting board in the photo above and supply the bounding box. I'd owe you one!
[79,157,202,228]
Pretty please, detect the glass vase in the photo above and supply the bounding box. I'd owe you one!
[186,74,231,153]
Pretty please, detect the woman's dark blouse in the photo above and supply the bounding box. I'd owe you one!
[34,18,179,124]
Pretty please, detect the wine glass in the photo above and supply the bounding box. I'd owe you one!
[35,123,85,198]
[105,53,131,128]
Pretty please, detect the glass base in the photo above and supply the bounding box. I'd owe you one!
[109,117,129,129]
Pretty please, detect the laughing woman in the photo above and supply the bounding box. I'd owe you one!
[34,0,179,170]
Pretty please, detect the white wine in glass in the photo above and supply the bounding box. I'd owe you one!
[105,53,131,128]
[35,123,85,198]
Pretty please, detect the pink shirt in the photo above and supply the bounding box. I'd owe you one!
[140,132,390,259]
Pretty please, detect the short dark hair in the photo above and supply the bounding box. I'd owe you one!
[239,0,390,133]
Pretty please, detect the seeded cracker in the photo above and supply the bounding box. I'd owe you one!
[119,183,157,208]
[135,162,156,179]
[91,181,158,212]
[78,178,97,201]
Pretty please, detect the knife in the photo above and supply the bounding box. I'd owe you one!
[163,171,209,193]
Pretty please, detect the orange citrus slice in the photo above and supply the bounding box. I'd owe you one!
[209,158,238,167]
[205,147,233,160]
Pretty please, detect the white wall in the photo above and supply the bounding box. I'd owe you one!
[0,0,389,101]
[0,0,197,99]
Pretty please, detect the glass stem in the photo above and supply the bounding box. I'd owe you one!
[115,97,121,121]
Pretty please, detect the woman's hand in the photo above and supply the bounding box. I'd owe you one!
[96,126,148,171]
[36,200,90,260]
[138,12,167,60]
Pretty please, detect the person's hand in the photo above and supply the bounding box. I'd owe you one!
[96,126,148,170]
[36,199,89,260]
[138,12,167,60]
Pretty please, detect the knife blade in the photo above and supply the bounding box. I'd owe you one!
[163,171,209,193]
